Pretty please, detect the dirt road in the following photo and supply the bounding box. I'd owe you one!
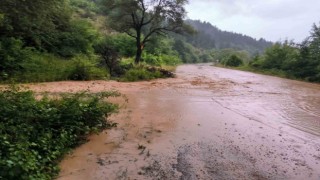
[29,64,320,179]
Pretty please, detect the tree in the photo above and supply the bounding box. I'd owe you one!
[262,41,299,70]
[94,40,120,76]
[295,23,320,81]
[104,0,189,64]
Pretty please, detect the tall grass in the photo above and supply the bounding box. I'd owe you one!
[11,53,109,83]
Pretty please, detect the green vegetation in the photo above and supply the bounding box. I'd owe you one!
[1,0,277,83]
[103,0,189,64]
[0,0,209,83]
[222,55,244,67]
[0,0,319,179]
[217,23,320,82]
[121,66,168,82]
[0,87,119,179]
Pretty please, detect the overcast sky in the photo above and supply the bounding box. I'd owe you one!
[186,0,320,42]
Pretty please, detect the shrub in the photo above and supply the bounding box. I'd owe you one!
[143,53,163,66]
[0,87,119,179]
[94,40,121,76]
[121,66,163,82]
[103,34,136,57]
[68,55,109,81]
[9,54,109,83]
[142,53,182,66]
[0,38,33,80]
[223,55,244,67]
[161,54,182,66]
[12,53,73,83]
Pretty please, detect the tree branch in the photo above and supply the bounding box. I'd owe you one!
[124,30,137,38]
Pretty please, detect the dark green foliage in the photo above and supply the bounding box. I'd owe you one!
[0,87,119,179]
[0,0,98,58]
[44,20,98,58]
[247,23,320,82]
[0,38,32,80]
[294,23,320,81]
[223,55,244,67]
[0,0,71,48]
[103,34,136,57]
[261,41,299,70]
[94,40,121,76]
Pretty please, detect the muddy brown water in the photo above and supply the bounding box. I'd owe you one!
[29,64,320,179]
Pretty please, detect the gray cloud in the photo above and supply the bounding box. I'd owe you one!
[186,0,320,42]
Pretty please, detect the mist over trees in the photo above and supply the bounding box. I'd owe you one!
[184,20,273,54]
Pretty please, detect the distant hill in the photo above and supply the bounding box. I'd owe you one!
[185,20,273,54]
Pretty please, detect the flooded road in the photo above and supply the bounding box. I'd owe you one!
[30,64,320,179]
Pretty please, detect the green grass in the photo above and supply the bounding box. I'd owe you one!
[215,64,295,79]
[235,65,290,78]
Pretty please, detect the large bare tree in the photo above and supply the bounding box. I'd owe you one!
[104,0,189,64]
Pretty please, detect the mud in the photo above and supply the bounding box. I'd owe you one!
[27,64,320,180]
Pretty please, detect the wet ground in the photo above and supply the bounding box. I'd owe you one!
[29,64,320,179]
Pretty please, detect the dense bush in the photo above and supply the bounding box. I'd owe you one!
[0,87,119,179]
[68,55,109,81]
[45,20,99,58]
[103,34,136,57]
[143,53,163,66]
[120,64,175,82]
[244,23,320,82]
[122,67,163,82]
[223,55,244,67]
[160,54,182,66]
[142,53,182,66]
[94,39,121,76]
[0,38,33,80]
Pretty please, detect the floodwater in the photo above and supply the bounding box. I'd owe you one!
[29,64,320,179]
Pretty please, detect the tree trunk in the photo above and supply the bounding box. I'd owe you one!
[135,30,142,64]
[135,45,142,64]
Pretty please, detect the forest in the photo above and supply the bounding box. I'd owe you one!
[0,0,286,83]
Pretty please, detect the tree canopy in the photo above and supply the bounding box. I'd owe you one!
[103,0,189,63]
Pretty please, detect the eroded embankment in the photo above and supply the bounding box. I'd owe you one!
[27,64,320,180]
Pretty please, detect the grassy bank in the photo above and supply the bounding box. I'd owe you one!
[214,64,300,80]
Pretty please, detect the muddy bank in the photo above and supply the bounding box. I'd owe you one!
[28,64,320,179]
